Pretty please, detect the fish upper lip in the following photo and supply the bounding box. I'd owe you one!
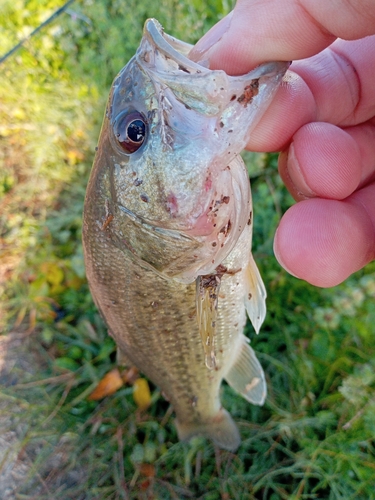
[143,19,199,73]
[143,18,290,80]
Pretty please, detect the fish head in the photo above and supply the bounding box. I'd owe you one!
[95,19,289,283]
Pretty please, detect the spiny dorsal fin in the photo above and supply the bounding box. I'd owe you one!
[225,336,266,405]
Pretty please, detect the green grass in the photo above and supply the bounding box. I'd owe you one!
[1,1,375,498]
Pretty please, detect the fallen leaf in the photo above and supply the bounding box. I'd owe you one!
[140,479,151,491]
[139,463,156,477]
[122,366,139,385]
[133,378,151,411]
[88,368,124,400]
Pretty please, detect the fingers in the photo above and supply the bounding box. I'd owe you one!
[245,36,375,152]
[190,0,375,287]
[191,3,375,152]
[291,37,375,126]
[345,120,375,187]
[273,186,375,287]
[245,70,316,152]
[274,118,375,287]
[277,122,375,201]
[191,0,375,74]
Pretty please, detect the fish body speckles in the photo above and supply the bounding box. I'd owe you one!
[83,18,289,450]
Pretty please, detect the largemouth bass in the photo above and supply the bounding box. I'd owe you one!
[83,19,288,451]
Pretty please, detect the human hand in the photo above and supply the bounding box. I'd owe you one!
[191,0,375,287]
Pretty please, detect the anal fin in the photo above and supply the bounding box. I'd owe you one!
[225,337,266,405]
[244,254,267,333]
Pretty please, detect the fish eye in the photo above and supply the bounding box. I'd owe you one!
[114,111,147,154]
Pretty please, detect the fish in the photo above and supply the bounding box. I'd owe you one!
[82,18,288,451]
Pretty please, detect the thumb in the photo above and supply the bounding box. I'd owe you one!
[190,0,375,75]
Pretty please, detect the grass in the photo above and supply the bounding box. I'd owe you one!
[1,0,375,498]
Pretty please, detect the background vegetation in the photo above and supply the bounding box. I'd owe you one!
[1,0,375,498]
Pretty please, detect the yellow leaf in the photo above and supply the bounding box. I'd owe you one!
[88,368,124,401]
[133,378,151,411]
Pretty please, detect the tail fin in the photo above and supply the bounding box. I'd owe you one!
[175,408,241,451]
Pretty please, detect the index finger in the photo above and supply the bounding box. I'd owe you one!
[246,36,375,152]
[191,0,375,74]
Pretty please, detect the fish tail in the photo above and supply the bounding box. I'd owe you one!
[175,408,241,451]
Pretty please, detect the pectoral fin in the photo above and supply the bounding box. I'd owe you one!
[225,337,266,405]
[196,274,221,370]
[244,254,267,333]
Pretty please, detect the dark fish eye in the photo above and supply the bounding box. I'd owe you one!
[115,111,147,154]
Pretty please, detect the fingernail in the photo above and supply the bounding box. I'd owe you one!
[273,229,300,279]
[189,12,233,63]
[286,143,316,200]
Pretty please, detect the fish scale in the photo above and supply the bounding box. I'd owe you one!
[83,19,289,450]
